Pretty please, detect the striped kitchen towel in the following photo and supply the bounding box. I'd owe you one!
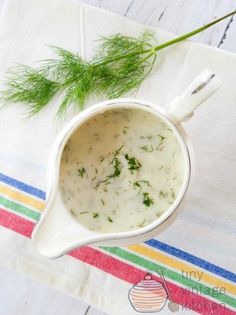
[0,0,235,314]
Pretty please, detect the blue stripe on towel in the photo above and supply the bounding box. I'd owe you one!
[0,172,46,200]
[146,239,236,283]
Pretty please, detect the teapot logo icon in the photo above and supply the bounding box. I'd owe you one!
[128,272,179,313]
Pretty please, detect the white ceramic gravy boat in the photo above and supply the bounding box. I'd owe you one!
[32,70,220,258]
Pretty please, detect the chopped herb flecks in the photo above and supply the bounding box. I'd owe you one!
[111,158,122,177]
[77,167,86,177]
[123,126,129,134]
[99,155,104,162]
[141,145,154,152]
[156,134,167,151]
[159,190,168,198]
[125,154,142,173]
[171,190,176,199]
[158,135,166,142]
[97,157,121,187]
[94,146,124,189]
[133,180,151,193]
[112,144,124,159]
[80,211,89,215]
[133,181,142,192]
[138,219,146,227]
[142,192,154,207]
[107,216,113,223]
[59,105,187,233]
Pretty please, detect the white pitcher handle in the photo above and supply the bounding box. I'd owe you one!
[167,70,221,123]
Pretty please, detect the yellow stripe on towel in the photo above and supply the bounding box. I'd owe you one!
[0,184,45,212]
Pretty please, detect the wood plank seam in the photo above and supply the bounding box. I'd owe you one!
[124,0,135,17]
[217,14,235,47]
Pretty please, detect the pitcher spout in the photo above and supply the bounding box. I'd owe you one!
[32,191,97,259]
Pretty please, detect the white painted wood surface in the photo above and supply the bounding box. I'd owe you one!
[0,1,235,315]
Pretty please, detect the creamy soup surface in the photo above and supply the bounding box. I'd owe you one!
[59,108,186,233]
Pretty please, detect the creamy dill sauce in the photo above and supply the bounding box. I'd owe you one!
[59,108,185,233]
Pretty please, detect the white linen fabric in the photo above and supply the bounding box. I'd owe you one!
[0,1,235,314]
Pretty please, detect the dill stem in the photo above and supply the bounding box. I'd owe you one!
[95,10,236,66]
[153,10,236,52]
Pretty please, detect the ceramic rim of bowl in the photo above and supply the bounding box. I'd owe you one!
[48,98,191,244]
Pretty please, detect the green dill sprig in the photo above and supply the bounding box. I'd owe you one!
[77,167,86,177]
[142,192,154,207]
[133,180,151,193]
[110,145,124,163]
[80,211,89,215]
[159,190,168,198]
[132,180,154,206]
[107,216,113,223]
[101,157,121,184]
[158,135,166,142]
[141,145,154,152]
[2,65,60,115]
[1,11,235,117]
[94,145,124,189]
[109,157,121,178]
[125,154,142,173]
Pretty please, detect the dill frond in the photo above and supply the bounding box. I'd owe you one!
[2,65,59,115]
[39,47,94,116]
[92,31,156,99]
[1,10,235,117]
